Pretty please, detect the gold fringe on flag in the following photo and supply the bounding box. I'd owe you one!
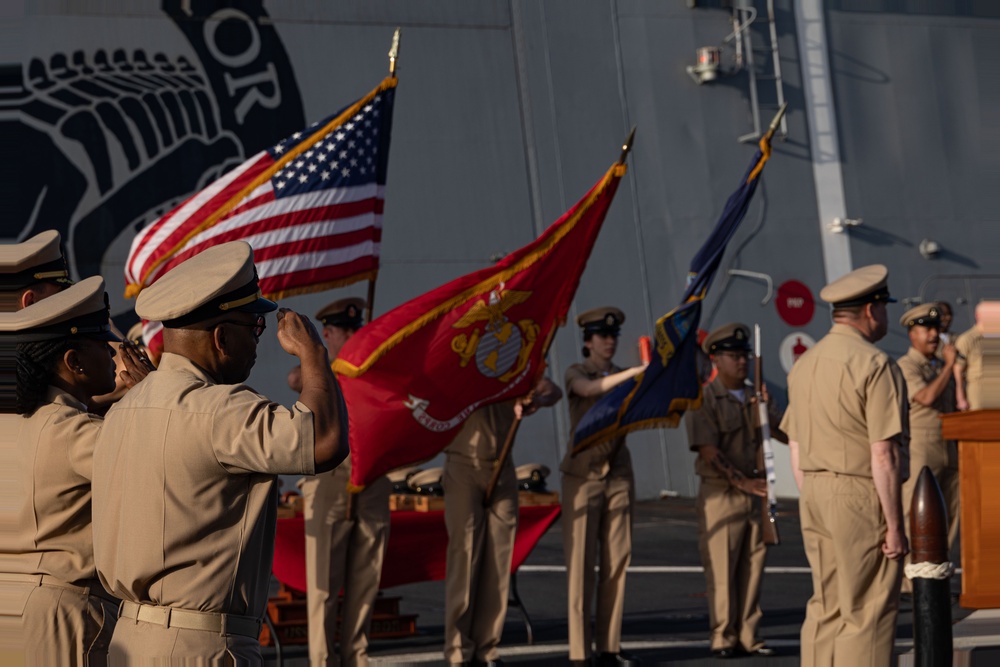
[332,162,627,378]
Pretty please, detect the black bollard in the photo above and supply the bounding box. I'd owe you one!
[909,465,953,667]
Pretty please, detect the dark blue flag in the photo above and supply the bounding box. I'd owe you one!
[572,129,778,453]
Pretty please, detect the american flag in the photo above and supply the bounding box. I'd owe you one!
[124,76,396,301]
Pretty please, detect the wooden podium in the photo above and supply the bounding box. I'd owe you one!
[941,410,1000,609]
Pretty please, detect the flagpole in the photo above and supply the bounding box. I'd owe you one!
[483,409,523,507]
[569,128,636,463]
[346,28,402,519]
[388,27,401,77]
[360,28,400,330]
[764,102,788,143]
[360,28,400,328]
[618,125,636,165]
[365,279,377,326]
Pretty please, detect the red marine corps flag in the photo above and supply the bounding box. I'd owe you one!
[334,155,630,490]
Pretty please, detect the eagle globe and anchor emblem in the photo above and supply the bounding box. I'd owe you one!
[450,282,539,382]
[404,282,540,432]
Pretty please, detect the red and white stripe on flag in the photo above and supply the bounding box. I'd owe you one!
[139,319,163,360]
[123,77,397,301]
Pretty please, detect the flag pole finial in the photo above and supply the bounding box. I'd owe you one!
[388,28,401,76]
[764,102,788,141]
[618,125,637,165]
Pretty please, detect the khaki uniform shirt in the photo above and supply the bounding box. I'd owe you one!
[445,401,517,471]
[897,347,955,431]
[955,326,982,378]
[92,353,316,619]
[898,346,955,467]
[685,378,783,479]
[780,323,909,477]
[956,326,985,410]
[559,359,630,480]
[0,387,101,585]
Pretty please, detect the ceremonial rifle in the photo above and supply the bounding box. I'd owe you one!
[753,324,780,546]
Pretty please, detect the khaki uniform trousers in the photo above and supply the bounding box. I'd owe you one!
[696,478,766,652]
[0,576,117,667]
[109,620,259,664]
[800,472,901,667]
[561,470,634,661]
[900,427,960,594]
[301,473,392,667]
[442,457,518,664]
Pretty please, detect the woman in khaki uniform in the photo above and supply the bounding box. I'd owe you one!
[0,277,136,665]
[561,307,646,667]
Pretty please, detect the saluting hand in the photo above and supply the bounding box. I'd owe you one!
[118,340,155,388]
[276,308,327,361]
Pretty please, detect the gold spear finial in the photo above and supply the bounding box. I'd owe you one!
[764,102,788,141]
[388,28,401,76]
[618,125,637,165]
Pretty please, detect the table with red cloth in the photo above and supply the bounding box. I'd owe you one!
[273,504,562,593]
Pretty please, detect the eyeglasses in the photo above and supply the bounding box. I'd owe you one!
[217,315,266,341]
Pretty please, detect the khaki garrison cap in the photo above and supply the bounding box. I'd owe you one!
[136,242,277,326]
[316,297,365,330]
[515,462,551,482]
[0,276,118,342]
[0,230,73,290]
[407,467,443,495]
[819,264,897,308]
[387,465,421,493]
[386,465,421,484]
[516,462,551,492]
[703,322,752,355]
[577,306,625,336]
[899,303,942,328]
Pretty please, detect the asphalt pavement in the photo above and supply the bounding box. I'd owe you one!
[266,496,969,666]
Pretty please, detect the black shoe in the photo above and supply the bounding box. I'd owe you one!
[711,648,737,659]
[472,660,504,667]
[569,661,591,667]
[598,652,640,666]
[745,646,777,657]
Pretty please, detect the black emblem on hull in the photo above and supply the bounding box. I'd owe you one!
[1,0,305,285]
